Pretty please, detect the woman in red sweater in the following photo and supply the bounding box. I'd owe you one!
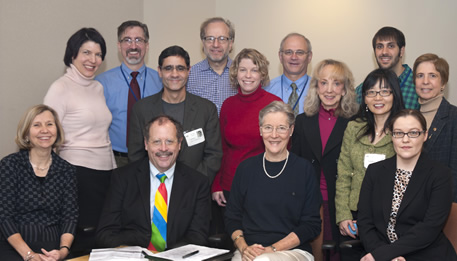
[212,48,281,206]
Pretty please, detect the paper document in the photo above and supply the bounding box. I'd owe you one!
[152,244,230,261]
[89,246,154,260]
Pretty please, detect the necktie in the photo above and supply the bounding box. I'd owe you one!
[126,71,140,146]
[288,83,299,116]
[148,173,168,251]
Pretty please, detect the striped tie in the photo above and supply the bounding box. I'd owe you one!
[288,83,299,116]
[148,173,167,251]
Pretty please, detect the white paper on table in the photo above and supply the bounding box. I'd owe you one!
[88,246,153,260]
[153,244,229,261]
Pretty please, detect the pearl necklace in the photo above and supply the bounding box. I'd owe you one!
[263,151,289,179]
[30,157,52,171]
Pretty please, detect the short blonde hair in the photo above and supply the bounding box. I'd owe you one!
[229,48,270,88]
[15,104,64,150]
[303,59,358,118]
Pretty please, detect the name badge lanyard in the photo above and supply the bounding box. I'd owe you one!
[120,66,147,101]
[281,75,309,112]
[399,69,411,88]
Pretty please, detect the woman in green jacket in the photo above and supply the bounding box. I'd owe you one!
[335,69,405,260]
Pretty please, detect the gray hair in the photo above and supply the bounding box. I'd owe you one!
[279,33,312,52]
[259,101,295,127]
[200,17,235,41]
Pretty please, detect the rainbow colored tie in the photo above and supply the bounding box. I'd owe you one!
[148,173,167,251]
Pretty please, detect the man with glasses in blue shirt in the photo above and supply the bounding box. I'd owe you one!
[187,17,237,115]
[96,20,162,167]
[265,33,313,116]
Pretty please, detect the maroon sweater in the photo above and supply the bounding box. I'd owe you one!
[211,86,281,192]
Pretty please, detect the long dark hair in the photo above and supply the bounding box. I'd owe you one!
[355,69,405,142]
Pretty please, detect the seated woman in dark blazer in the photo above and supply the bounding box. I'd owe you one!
[358,109,457,261]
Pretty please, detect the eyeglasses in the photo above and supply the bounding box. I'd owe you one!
[202,36,232,43]
[365,90,392,98]
[149,139,178,147]
[261,125,290,134]
[120,37,147,45]
[392,130,425,138]
[160,65,188,72]
[280,49,309,57]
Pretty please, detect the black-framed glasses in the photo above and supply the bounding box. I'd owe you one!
[392,130,425,138]
[120,37,147,45]
[261,125,290,134]
[202,36,232,43]
[365,89,392,98]
[280,49,309,57]
[160,65,188,72]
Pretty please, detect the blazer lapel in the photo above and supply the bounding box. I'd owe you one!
[150,91,165,114]
[167,164,186,237]
[425,99,449,149]
[397,154,430,217]
[182,93,197,131]
[136,158,152,222]
[303,114,322,162]
[380,157,397,224]
[323,117,347,156]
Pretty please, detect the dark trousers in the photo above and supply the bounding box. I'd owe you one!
[70,166,111,257]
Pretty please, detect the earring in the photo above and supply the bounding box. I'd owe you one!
[365,105,369,112]
[25,137,29,143]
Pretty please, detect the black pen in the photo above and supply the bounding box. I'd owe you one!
[182,250,199,259]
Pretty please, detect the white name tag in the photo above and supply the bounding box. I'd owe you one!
[364,153,386,169]
[184,128,205,147]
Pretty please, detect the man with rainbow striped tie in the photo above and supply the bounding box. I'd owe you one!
[96,115,211,251]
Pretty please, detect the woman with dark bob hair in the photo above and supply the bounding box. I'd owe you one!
[44,28,115,252]
[358,109,457,260]
[335,69,405,259]
[291,59,358,260]
[0,105,78,260]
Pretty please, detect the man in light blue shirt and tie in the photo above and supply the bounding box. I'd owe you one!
[264,33,313,116]
[96,20,162,167]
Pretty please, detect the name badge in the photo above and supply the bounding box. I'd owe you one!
[184,128,205,147]
[364,153,386,169]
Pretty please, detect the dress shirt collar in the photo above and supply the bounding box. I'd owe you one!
[201,57,232,72]
[282,74,309,92]
[149,161,176,180]
[121,62,146,79]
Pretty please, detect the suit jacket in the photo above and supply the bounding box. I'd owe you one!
[423,98,457,202]
[291,113,350,243]
[128,90,222,182]
[96,158,211,249]
[358,154,456,260]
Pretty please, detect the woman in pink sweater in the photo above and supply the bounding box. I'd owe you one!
[44,28,115,254]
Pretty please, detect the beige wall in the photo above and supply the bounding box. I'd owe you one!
[1,0,456,158]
